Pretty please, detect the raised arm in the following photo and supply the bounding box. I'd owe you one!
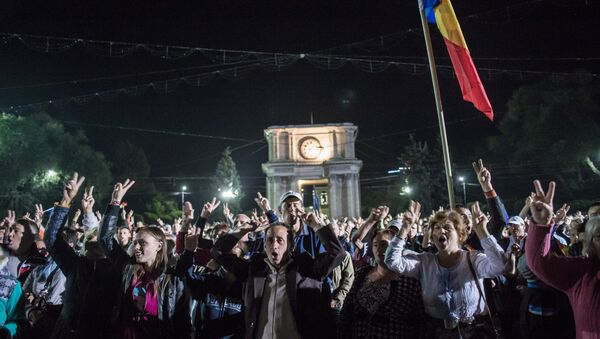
[385,201,423,278]
[98,179,135,264]
[473,159,507,239]
[519,193,534,219]
[45,172,85,274]
[81,186,99,231]
[255,192,278,223]
[470,201,506,277]
[525,181,586,291]
[352,206,388,250]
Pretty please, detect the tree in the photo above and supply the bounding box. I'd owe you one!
[485,74,600,201]
[0,113,112,213]
[143,193,181,223]
[397,135,447,212]
[210,147,244,211]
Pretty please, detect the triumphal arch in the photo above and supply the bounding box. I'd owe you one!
[262,123,362,218]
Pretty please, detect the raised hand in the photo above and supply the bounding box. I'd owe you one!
[34,204,44,226]
[398,201,421,239]
[403,200,421,227]
[112,179,135,204]
[223,202,232,219]
[95,210,102,221]
[368,206,390,223]
[72,209,82,222]
[525,192,535,207]
[156,218,164,227]
[254,192,271,213]
[471,201,490,239]
[81,186,95,214]
[555,203,570,225]
[173,217,182,234]
[472,159,493,192]
[200,197,221,219]
[529,180,555,226]
[304,212,325,230]
[183,201,195,220]
[61,172,86,207]
[126,210,135,228]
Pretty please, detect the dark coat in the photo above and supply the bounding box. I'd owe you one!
[211,225,344,339]
[98,205,192,339]
[44,206,122,339]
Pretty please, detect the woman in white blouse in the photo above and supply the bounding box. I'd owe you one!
[384,201,506,338]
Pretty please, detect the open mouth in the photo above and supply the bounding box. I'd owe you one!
[438,235,448,246]
[270,252,279,261]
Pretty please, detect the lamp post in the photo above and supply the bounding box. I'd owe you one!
[181,186,187,210]
[458,177,466,205]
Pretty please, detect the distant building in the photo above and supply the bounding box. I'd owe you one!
[262,123,362,218]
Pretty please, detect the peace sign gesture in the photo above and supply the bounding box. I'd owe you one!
[530,180,555,226]
[471,201,490,239]
[200,197,221,219]
[33,204,44,226]
[112,179,135,203]
[82,186,95,214]
[61,172,86,206]
[472,159,494,193]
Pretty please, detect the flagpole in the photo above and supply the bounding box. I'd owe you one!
[418,3,456,209]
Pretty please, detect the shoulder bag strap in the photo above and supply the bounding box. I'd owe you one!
[466,251,499,336]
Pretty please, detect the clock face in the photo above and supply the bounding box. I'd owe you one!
[298,137,322,160]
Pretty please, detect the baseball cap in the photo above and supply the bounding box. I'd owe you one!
[279,191,303,206]
[507,216,525,226]
[387,219,402,230]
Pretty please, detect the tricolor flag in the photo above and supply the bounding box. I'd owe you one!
[421,0,494,121]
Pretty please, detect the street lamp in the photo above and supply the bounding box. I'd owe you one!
[458,176,466,205]
[181,186,187,209]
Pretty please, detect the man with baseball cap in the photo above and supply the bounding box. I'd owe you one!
[252,191,325,258]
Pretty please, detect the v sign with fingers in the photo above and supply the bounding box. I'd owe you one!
[398,200,421,239]
[472,159,494,193]
[530,180,555,226]
[471,201,491,239]
[112,179,135,204]
[200,197,221,219]
[82,186,95,214]
[60,172,86,207]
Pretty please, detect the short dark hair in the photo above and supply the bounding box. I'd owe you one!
[62,228,79,245]
[265,222,295,251]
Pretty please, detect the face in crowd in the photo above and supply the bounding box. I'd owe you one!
[281,197,304,225]
[371,231,393,267]
[509,222,526,240]
[408,223,418,239]
[431,211,467,253]
[7,220,36,255]
[234,214,250,230]
[133,229,164,268]
[455,207,473,236]
[117,227,132,247]
[264,224,291,267]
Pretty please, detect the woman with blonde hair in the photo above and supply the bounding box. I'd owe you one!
[99,179,191,339]
[385,201,506,338]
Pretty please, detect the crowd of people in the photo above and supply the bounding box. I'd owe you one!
[0,159,598,339]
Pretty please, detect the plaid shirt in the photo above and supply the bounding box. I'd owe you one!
[339,266,425,339]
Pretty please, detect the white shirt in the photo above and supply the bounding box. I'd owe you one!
[384,235,505,321]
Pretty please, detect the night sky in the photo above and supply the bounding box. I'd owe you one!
[1,0,599,205]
